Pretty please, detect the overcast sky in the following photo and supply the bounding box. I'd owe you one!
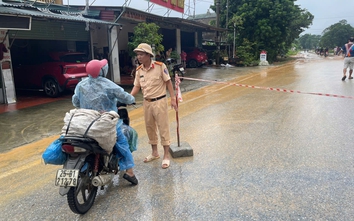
[296,0,354,35]
[66,0,354,36]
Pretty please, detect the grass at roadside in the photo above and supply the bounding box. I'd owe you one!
[272,56,298,65]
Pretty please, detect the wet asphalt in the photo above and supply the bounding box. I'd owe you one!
[0,64,258,152]
[1,53,354,220]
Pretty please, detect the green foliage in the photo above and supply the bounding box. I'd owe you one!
[286,50,298,56]
[236,39,258,66]
[170,50,179,60]
[209,20,216,26]
[127,23,164,57]
[213,0,314,63]
[298,34,321,50]
[319,20,354,48]
[286,45,299,56]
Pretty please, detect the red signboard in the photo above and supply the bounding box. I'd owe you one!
[148,0,185,13]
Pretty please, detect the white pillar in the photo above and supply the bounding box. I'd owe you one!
[109,26,120,83]
[0,30,16,104]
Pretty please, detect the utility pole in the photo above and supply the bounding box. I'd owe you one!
[215,0,220,66]
[233,23,236,58]
[226,0,229,62]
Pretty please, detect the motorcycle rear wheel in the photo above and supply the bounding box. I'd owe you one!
[67,163,98,214]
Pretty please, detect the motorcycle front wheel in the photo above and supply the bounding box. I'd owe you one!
[67,163,98,214]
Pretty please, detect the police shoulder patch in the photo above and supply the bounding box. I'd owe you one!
[154,61,163,66]
[136,64,143,70]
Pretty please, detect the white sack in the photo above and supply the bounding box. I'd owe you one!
[61,109,119,154]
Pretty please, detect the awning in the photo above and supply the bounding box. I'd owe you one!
[0,5,120,26]
[167,17,226,32]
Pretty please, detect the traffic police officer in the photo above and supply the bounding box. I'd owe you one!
[130,43,177,169]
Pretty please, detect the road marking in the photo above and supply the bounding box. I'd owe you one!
[0,159,42,180]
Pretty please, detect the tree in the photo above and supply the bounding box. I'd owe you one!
[127,23,164,57]
[298,34,321,50]
[212,0,314,62]
[319,20,354,48]
[236,38,257,66]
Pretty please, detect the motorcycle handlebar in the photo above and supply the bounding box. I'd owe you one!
[117,102,136,108]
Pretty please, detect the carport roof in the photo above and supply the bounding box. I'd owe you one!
[60,5,226,33]
[163,17,225,32]
[0,4,120,26]
[116,6,226,32]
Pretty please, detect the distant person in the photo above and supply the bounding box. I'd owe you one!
[342,37,354,81]
[130,56,139,77]
[0,42,8,61]
[324,47,329,57]
[165,48,173,59]
[319,47,324,56]
[180,50,187,69]
[336,46,342,56]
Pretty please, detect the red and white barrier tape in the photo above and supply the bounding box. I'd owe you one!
[180,76,354,100]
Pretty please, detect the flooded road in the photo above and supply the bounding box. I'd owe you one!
[1,53,354,220]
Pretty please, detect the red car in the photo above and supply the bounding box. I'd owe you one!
[184,48,208,68]
[13,52,89,97]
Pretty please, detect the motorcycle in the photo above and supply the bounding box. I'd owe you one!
[165,58,185,81]
[55,103,132,214]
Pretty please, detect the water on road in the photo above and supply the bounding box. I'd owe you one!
[1,53,354,220]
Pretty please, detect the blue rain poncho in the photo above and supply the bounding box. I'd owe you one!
[72,65,134,112]
[72,64,136,170]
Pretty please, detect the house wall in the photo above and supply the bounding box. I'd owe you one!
[118,25,135,52]
[91,23,109,59]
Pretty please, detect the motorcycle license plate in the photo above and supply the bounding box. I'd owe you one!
[55,169,79,187]
[179,67,184,71]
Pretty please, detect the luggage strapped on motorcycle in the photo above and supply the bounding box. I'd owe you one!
[61,109,118,154]
[65,113,101,138]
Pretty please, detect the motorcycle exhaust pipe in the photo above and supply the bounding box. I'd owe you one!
[92,174,113,186]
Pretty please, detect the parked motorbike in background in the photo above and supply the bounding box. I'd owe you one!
[165,58,185,81]
[55,102,133,214]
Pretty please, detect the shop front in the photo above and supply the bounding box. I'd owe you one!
[0,4,120,102]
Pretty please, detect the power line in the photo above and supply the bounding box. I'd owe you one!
[314,16,354,20]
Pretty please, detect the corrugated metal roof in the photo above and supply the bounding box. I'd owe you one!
[2,0,103,18]
[3,0,73,11]
[163,17,226,32]
[187,12,216,20]
[0,5,119,26]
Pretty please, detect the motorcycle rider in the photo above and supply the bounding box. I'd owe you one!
[72,59,138,185]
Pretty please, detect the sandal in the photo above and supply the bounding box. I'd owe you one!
[162,159,170,169]
[143,154,160,163]
[123,173,138,185]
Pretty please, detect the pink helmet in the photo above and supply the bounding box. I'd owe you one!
[86,59,108,78]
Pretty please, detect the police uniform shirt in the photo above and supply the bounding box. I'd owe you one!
[134,61,171,99]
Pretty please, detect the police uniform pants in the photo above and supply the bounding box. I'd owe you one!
[143,97,171,146]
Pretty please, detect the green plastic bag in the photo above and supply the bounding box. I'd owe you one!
[121,124,138,152]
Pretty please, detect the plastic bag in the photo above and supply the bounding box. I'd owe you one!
[42,137,67,165]
[121,124,138,152]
